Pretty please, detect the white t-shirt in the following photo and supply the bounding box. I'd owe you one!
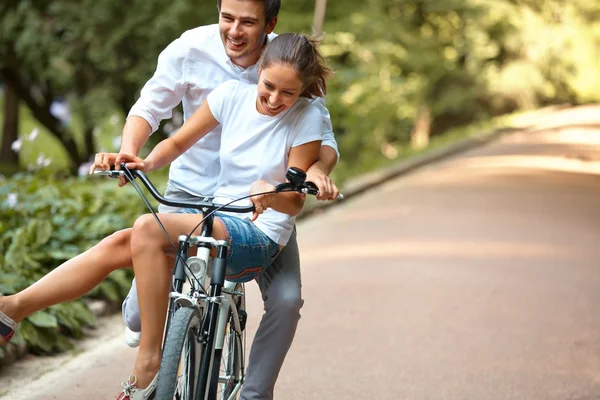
[128,24,338,197]
[207,80,322,245]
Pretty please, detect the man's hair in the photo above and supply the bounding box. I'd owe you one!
[217,0,281,23]
[259,33,332,98]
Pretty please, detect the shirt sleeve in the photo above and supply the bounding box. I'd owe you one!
[127,36,189,134]
[206,80,239,124]
[291,104,324,148]
[309,96,340,159]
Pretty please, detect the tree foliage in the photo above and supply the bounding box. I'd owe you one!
[0,0,217,173]
[1,0,600,179]
[0,173,146,355]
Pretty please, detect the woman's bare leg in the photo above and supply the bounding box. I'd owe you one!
[129,212,226,388]
[0,229,134,345]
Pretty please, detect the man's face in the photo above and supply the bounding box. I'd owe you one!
[219,0,277,69]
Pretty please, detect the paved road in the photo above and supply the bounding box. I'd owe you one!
[1,106,599,399]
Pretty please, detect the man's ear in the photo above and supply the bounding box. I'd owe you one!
[265,16,277,34]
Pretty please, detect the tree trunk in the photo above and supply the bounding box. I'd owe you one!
[0,66,83,174]
[410,105,431,150]
[0,83,20,168]
[313,0,328,36]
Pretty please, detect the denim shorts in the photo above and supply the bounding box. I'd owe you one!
[180,209,280,282]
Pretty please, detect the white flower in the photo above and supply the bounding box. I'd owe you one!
[50,100,71,125]
[112,136,122,149]
[36,153,52,168]
[11,139,22,152]
[78,161,93,177]
[164,122,175,135]
[28,128,39,141]
[7,193,18,208]
[36,153,46,166]
[172,111,183,127]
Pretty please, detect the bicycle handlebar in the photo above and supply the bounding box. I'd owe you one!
[94,165,342,212]
[95,168,254,212]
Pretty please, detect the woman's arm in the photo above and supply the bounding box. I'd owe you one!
[116,100,219,172]
[250,140,322,218]
[144,100,219,172]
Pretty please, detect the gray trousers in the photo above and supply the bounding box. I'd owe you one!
[122,184,303,400]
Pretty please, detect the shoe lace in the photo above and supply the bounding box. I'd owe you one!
[121,375,138,397]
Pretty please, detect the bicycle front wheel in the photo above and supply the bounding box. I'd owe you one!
[215,284,245,400]
[156,307,204,400]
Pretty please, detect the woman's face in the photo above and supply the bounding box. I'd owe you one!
[256,63,303,117]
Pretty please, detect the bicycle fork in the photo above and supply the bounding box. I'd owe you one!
[196,244,228,400]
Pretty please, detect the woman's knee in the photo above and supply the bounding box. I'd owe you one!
[131,214,160,251]
[98,229,131,253]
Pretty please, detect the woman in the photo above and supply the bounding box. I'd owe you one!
[0,32,332,399]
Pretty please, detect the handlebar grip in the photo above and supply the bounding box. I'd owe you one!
[303,182,319,196]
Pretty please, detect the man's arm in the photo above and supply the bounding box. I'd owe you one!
[90,36,188,183]
[306,145,339,200]
[119,116,153,156]
[312,143,338,175]
[306,97,340,200]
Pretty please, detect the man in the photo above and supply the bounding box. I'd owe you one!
[108,0,339,398]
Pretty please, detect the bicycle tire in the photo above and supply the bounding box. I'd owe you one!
[156,307,204,400]
[216,310,243,399]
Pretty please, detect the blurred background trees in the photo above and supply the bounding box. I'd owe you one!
[1,0,599,356]
[1,0,599,177]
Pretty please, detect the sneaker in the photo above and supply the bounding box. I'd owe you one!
[124,326,141,348]
[117,373,158,400]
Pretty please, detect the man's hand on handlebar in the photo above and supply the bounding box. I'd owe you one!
[89,152,146,187]
[305,165,340,201]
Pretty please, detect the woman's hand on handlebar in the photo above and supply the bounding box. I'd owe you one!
[249,180,275,221]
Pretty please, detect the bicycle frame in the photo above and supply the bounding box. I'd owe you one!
[166,217,245,400]
[94,165,339,400]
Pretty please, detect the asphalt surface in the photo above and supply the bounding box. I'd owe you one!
[1,105,599,399]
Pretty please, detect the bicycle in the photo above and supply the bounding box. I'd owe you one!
[95,165,339,400]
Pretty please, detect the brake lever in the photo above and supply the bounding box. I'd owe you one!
[275,182,293,193]
[92,170,124,178]
[276,181,344,199]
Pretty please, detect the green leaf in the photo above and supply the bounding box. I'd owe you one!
[28,310,58,328]
[26,219,53,247]
[0,272,22,294]
[97,280,121,302]
[10,327,26,346]
[54,335,74,352]
[20,320,54,353]
[5,229,27,269]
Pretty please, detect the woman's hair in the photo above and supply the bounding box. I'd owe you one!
[259,33,332,98]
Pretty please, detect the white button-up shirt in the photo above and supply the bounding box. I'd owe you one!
[128,24,338,197]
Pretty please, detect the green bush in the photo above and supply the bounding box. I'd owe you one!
[0,173,149,355]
